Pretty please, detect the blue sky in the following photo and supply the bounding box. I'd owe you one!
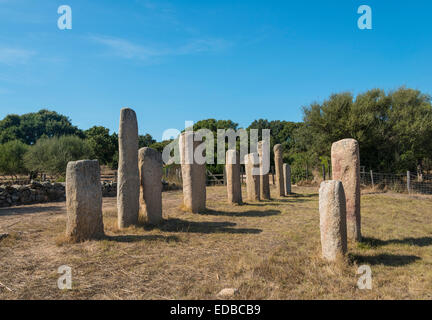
[0,0,431,140]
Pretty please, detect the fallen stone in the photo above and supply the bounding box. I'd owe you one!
[217,288,239,298]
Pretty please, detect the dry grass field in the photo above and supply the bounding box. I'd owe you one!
[0,185,431,300]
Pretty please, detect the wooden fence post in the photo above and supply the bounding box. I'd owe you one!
[407,171,411,194]
[370,170,374,188]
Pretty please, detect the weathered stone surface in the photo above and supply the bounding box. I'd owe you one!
[138,147,163,225]
[66,160,104,242]
[274,144,285,197]
[283,163,291,195]
[117,108,140,228]
[226,150,242,204]
[179,132,206,212]
[319,180,347,261]
[244,153,260,201]
[258,141,270,200]
[331,138,361,241]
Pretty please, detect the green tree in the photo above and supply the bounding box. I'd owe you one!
[248,119,301,165]
[139,134,156,148]
[24,136,93,177]
[0,140,29,178]
[84,126,117,165]
[0,109,83,145]
[298,87,432,173]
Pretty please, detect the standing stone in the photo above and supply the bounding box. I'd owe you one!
[117,108,140,228]
[66,160,104,242]
[138,147,163,225]
[258,141,270,200]
[319,180,347,262]
[274,144,285,197]
[331,138,361,241]
[179,132,206,212]
[226,150,242,204]
[283,163,291,195]
[244,153,260,201]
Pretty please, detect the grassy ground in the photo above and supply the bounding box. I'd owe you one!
[0,185,431,300]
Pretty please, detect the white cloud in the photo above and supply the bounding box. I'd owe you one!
[90,35,230,61]
[90,36,161,60]
[0,47,36,65]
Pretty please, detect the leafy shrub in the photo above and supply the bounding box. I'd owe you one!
[0,140,29,176]
[24,135,93,176]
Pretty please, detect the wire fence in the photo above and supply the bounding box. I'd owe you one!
[360,171,432,195]
[2,165,431,195]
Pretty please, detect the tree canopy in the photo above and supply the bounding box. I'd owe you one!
[1,87,431,178]
[23,135,93,177]
[299,87,432,172]
[0,140,29,177]
[0,109,83,145]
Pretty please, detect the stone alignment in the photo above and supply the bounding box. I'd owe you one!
[179,132,206,212]
[244,153,260,201]
[283,163,291,195]
[226,149,242,204]
[66,160,104,242]
[331,138,361,241]
[258,141,271,200]
[138,147,163,225]
[319,180,348,261]
[117,108,140,228]
[273,144,285,197]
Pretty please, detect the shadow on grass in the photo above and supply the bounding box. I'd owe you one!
[361,236,432,248]
[241,195,315,206]
[105,234,180,243]
[200,208,281,217]
[143,218,262,234]
[0,205,64,216]
[350,253,421,266]
[292,192,318,197]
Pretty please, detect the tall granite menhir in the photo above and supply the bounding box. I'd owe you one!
[179,132,206,212]
[66,160,104,242]
[274,144,285,197]
[283,163,291,195]
[245,153,260,201]
[226,149,242,204]
[117,108,140,228]
[319,180,348,262]
[139,147,163,225]
[258,141,271,200]
[331,138,361,242]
